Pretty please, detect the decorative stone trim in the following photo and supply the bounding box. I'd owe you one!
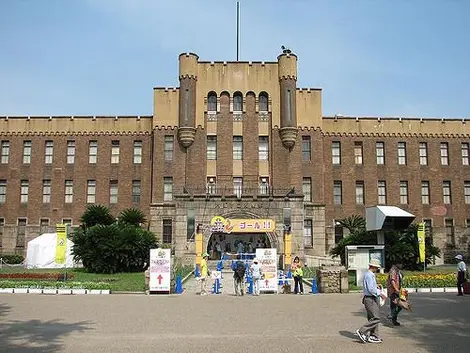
[0,288,13,293]
[42,289,58,295]
[29,288,43,294]
[431,287,445,293]
[57,289,72,295]
[177,126,196,148]
[444,287,458,293]
[279,127,298,149]
[72,289,87,295]
[13,288,28,294]
[417,288,431,293]
[88,289,102,295]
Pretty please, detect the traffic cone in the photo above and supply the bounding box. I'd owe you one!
[175,275,183,294]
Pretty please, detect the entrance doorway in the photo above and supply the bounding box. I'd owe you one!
[207,232,271,260]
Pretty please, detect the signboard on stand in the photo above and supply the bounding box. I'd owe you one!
[346,245,385,286]
[256,248,278,293]
[149,248,171,293]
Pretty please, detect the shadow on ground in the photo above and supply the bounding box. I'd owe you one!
[348,294,470,352]
[0,304,93,352]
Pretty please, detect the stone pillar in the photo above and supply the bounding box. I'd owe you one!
[177,53,198,148]
[278,51,298,149]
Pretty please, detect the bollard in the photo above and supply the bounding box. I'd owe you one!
[247,276,253,295]
[195,265,200,278]
[278,271,284,286]
[217,260,223,271]
[286,270,292,280]
[311,278,317,294]
[212,278,222,294]
[175,275,183,294]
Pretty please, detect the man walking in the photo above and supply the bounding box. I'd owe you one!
[387,263,404,326]
[250,258,262,296]
[232,255,246,296]
[455,254,467,296]
[356,258,387,344]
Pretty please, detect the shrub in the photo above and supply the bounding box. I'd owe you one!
[0,254,25,264]
[376,273,456,288]
[72,223,157,274]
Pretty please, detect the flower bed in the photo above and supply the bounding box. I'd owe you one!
[0,280,111,290]
[376,273,456,288]
[0,273,74,280]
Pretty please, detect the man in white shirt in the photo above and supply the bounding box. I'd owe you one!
[250,258,262,296]
[356,258,387,344]
[455,254,467,296]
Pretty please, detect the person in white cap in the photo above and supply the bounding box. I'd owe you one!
[356,258,387,344]
[455,254,467,296]
[250,258,263,296]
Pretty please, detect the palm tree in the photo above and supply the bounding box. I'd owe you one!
[337,215,366,233]
[79,205,115,229]
[118,208,147,227]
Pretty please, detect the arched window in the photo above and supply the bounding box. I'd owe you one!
[259,92,268,112]
[207,92,217,112]
[233,91,243,112]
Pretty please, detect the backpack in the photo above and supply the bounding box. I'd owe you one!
[234,261,246,280]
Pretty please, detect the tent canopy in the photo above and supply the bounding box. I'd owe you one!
[26,233,76,269]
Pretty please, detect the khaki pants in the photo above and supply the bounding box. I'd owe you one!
[200,277,207,295]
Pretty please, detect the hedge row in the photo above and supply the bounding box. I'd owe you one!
[0,273,74,280]
[0,254,25,264]
[376,273,457,288]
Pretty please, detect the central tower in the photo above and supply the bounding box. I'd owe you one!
[278,49,298,149]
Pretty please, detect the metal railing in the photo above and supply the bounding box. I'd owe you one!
[177,186,298,198]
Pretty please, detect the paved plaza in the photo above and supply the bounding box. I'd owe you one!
[0,290,469,353]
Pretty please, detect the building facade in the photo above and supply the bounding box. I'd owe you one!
[1,50,469,264]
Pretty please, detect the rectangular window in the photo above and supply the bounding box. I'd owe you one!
[445,218,454,245]
[355,181,364,205]
[62,219,72,228]
[20,180,29,203]
[187,209,195,241]
[421,181,430,204]
[398,142,407,165]
[443,180,451,204]
[465,181,470,204]
[42,179,51,203]
[259,177,269,195]
[45,140,53,164]
[423,219,433,241]
[333,181,342,205]
[67,140,75,164]
[332,141,341,165]
[132,180,141,203]
[0,180,6,204]
[134,140,143,164]
[23,140,32,164]
[40,218,49,234]
[354,142,363,164]
[440,142,449,165]
[111,140,120,164]
[259,136,269,160]
[109,180,118,204]
[302,136,311,161]
[378,180,386,204]
[207,177,217,195]
[462,143,469,165]
[233,136,243,160]
[207,136,217,160]
[87,180,96,204]
[233,177,243,198]
[65,180,73,203]
[17,218,27,247]
[164,177,173,201]
[304,219,313,248]
[419,142,428,165]
[376,142,385,165]
[303,177,312,202]
[164,136,174,161]
[1,141,9,164]
[89,140,98,164]
[162,219,172,244]
[400,181,409,204]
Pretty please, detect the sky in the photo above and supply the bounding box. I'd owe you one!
[0,0,469,118]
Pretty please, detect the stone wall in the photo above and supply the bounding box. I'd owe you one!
[316,266,349,294]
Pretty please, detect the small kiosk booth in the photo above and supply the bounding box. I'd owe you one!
[347,206,415,287]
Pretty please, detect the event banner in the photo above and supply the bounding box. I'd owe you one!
[210,216,276,233]
[55,223,67,265]
[149,248,171,293]
[417,222,426,263]
[256,248,278,293]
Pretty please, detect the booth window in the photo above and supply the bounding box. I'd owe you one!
[304,219,313,247]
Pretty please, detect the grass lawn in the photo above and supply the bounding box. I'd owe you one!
[0,267,146,292]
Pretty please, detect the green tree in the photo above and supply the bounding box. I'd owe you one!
[79,205,115,229]
[72,207,157,274]
[118,208,147,227]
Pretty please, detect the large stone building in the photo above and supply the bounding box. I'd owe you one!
[0,49,469,264]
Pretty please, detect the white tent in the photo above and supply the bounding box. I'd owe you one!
[26,233,76,269]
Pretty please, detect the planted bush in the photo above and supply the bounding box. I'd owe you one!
[0,254,25,264]
[376,273,456,288]
[0,273,74,280]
